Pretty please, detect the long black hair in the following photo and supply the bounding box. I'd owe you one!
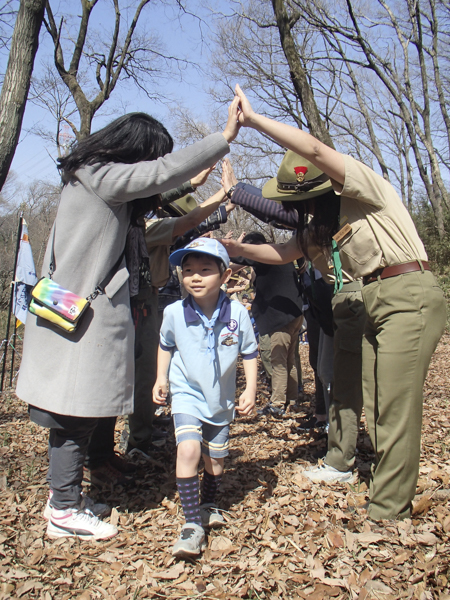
[282,190,340,259]
[58,112,174,176]
[58,113,174,223]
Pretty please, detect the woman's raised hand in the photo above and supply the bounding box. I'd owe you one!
[222,96,241,143]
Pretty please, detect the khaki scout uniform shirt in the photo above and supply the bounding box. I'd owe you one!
[144,217,177,288]
[331,156,427,279]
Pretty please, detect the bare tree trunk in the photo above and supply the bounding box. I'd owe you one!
[0,0,46,191]
[271,0,335,149]
[44,0,151,140]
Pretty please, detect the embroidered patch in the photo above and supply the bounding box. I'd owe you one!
[221,335,238,346]
[227,319,238,332]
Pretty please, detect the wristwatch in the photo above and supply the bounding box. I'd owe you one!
[226,185,237,199]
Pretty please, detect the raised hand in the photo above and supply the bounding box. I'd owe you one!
[191,164,216,188]
[220,237,242,257]
[222,96,241,143]
[221,157,238,192]
[235,84,256,127]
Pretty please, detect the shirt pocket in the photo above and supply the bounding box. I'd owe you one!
[338,220,383,276]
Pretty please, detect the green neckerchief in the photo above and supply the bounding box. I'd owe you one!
[331,240,343,294]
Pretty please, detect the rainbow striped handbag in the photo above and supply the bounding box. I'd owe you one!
[28,226,124,333]
[29,277,90,333]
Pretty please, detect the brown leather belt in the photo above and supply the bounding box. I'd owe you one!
[363,260,430,286]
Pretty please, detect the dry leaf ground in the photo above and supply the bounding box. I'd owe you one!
[0,335,449,600]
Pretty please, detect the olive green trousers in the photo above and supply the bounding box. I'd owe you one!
[326,285,366,473]
[361,270,446,520]
[270,316,303,408]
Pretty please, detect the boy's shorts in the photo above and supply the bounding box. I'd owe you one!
[173,413,230,458]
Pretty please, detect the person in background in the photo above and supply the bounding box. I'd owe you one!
[233,231,303,417]
[153,238,257,558]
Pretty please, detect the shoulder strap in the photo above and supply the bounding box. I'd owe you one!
[87,250,125,302]
[48,223,126,302]
[48,227,56,279]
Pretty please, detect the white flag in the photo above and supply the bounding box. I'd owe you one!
[13,219,37,325]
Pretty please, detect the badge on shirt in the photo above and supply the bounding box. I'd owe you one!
[221,334,238,346]
[333,222,352,243]
[227,319,238,332]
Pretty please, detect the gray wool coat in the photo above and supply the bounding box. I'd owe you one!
[16,133,229,418]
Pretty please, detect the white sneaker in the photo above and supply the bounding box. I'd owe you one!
[303,463,355,483]
[200,503,225,528]
[46,507,118,540]
[43,491,111,520]
[172,523,206,557]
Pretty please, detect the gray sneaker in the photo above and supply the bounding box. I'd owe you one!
[200,503,225,528]
[303,463,355,483]
[172,523,206,557]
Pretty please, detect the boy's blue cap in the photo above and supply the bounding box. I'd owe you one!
[170,237,230,268]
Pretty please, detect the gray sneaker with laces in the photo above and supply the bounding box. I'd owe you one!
[172,523,206,557]
[200,503,225,528]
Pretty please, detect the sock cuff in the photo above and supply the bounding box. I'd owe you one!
[176,475,199,486]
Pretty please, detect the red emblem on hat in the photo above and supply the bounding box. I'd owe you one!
[294,166,308,183]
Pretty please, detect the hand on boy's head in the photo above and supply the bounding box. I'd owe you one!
[219,237,241,257]
[236,390,255,416]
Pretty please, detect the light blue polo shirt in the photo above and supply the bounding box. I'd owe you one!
[160,292,258,426]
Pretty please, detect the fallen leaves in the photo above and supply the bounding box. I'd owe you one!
[0,336,449,599]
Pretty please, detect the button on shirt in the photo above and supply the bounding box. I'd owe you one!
[160,294,258,426]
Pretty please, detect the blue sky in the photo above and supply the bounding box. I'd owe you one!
[4,0,232,186]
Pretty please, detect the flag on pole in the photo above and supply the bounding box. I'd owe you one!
[13,219,37,325]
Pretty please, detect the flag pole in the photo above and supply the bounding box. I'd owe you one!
[1,214,23,393]
[9,318,18,388]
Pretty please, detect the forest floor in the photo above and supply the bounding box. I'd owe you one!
[0,335,449,600]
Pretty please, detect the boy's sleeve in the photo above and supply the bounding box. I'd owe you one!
[238,306,258,359]
[159,305,176,350]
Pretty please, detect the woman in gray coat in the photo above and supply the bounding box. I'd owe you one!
[16,104,240,540]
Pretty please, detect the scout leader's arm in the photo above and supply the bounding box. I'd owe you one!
[221,233,302,265]
[234,84,345,189]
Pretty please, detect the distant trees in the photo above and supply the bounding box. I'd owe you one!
[208,0,449,238]
[0,178,60,309]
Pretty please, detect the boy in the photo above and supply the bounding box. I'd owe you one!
[153,237,258,558]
